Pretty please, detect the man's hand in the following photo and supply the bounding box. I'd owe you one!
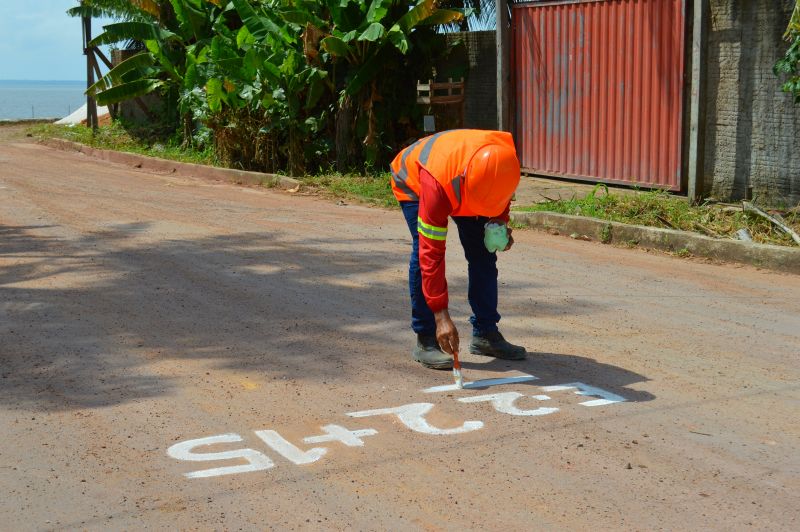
[504,226,514,251]
[434,309,459,355]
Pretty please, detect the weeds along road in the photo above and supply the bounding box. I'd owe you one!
[1,128,798,530]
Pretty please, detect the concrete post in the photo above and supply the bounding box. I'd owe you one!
[496,0,511,132]
[687,0,708,203]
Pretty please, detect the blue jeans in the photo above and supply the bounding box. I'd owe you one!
[400,201,501,336]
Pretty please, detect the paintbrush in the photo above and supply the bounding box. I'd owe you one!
[452,350,464,389]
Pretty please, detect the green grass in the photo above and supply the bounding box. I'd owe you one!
[299,171,398,208]
[29,122,399,208]
[514,184,800,247]
[29,122,217,167]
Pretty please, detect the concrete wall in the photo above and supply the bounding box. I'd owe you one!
[442,31,499,130]
[705,0,800,206]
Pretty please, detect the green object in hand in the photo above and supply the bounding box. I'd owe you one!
[484,222,509,253]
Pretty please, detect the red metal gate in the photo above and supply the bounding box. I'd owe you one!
[512,0,686,190]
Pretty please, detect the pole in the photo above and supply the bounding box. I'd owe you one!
[687,0,708,203]
[83,13,98,132]
[496,0,512,132]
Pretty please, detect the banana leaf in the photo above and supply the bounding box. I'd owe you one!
[87,52,154,95]
[397,0,437,32]
[321,36,352,57]
[93,79,163,106]
[230,0,292,44]
[366,0,393,24]
[358,23,385,42]
[421,9,467,27]
[89,22,177,47]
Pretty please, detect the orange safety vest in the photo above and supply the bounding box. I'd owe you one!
[390,129,516,216]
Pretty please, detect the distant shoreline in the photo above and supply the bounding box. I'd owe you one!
[0,80,86,120]
[0,119,60,125]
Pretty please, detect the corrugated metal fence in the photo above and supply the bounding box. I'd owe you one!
[512,0,687,190]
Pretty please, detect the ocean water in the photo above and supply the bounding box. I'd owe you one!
[0,80,87,120]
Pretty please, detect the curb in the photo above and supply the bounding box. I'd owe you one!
[510,211,800,274]
[40,138,301,190]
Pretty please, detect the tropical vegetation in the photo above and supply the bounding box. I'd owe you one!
[775,0,800,103]
[68,0,476,176]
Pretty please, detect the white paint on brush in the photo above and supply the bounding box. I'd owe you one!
[540,382,626,406]
[303,424,378,447]
[347,403,484,435]
[458,392,559,417]
[254,430,327,465]
[423,373,538,393]
[167,433,274,479]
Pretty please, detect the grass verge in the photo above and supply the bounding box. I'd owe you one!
[299,172,396,208]
[29,122,397,208]
[513,184,800,247]
[28,122,217,167]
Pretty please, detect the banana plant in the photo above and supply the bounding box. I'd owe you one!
[317,0,466,97]
[84,1,228,109]
[226,0,333,175]
[75,0,472,172]
[249,0,467,168]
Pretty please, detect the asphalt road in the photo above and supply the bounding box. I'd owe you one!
[1,127,798,530]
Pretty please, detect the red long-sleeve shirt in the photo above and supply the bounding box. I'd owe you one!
[417,168,510,313]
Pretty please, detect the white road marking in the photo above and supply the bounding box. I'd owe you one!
[168,380,629,478]
[423,374,538,393]
[347,403,484,435]
[303,424,378,447]
[166,433,274,479]
[254,430,327,465]
[458,392,559,417]
[540,382,627,406]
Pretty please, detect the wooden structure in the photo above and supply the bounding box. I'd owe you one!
[81,10,154,131]
[416,78,466,131]
[82,14,100,131]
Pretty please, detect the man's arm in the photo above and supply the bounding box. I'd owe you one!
[417,169,459,355]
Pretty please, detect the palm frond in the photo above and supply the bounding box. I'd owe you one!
[67,0,159,21]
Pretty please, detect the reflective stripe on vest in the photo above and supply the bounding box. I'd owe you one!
[392,138,423,201]
[391,168,419,201]
[451,175,462,203]
[418,130,449,166]
[417,217,447,241]
[394,131,450,201]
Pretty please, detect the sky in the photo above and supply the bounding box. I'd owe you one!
[0,1,113,81]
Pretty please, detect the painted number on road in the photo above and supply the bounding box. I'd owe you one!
[167,373,627,479]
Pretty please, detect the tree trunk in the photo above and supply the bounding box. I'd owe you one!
[336,95,356,172]
[181,113,193,149]
[288,127,305,177]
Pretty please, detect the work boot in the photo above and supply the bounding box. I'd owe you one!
[470,331,527,360]
[412,334,453,370]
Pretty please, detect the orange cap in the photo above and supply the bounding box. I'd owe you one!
[463,143,520,217]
